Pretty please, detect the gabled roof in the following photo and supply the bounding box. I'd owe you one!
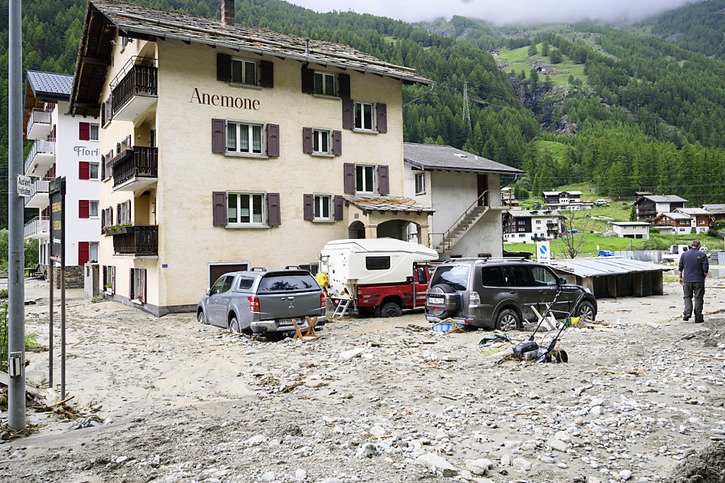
[71,0,430,115]
[506,209,561,218]
[702,204,725,215]
[635,195,688,205]
[543,190,582,196]
[675,207,710,216]
[657,212,691,220]
[345,195,434,213]
[26,71,73,101]
[403,143,523,175]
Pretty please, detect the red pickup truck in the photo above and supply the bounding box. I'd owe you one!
[355,263,433,317]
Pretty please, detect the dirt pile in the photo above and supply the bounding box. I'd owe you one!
[668,441,725,483]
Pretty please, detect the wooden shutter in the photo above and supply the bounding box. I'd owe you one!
[334,195,344,221]
[217,53,232,82]
[378,165,390,195]
[266,124,280,157]
[376,103,387,133]
[212,192,227,227]
[260,60,274,88]
[78,242,89,266]
[129,269,135,299]
[267,193,281,227]
[343,163,356,194]
[111,266,115,293]
[338,73,351,99]
[125,200,131,224]
[342,99,354,130]
[79,161,90,180]
[211,119,225,154]
[303,194,314,221]
[302,127,313,154]
[332,130,342,156]
[79,122,90,141]
[301,66,314,94]
[79,200,90,218]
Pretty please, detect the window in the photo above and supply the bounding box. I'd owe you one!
[481,266,505,287]
[314,72,336,96]
[238,278,254,290]
[356,165,375,193]
[258,273,317,292]
[88,201,99,218]
[231,58,258,85]
[89,123,99,141]
[531,266,558,286]
[354,102,375,130]
[313,129,331,154]
[117,201,131,225]
[536,220,542,225]
[89,242,99,263]
[103,266,115,293]
[227,193,265,225]
[415,173,426,195]
[365,256,391,271]
[430,265,470,291]
[226,121,263,155]
[314,195,332,221]
[89,162,100,180]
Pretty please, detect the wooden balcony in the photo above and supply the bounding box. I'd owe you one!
[110,225,158,257]
[111,64,158,122]
[112,146,158,192]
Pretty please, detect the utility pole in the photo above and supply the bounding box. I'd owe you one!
[7,0,26,430]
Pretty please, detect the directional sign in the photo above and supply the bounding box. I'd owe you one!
[536,241,551,264]
[17,175,31,197]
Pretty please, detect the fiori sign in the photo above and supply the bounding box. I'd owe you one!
[189,88,260,110]
[74,146,100,157]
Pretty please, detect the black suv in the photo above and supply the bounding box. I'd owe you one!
[425,259,597,330]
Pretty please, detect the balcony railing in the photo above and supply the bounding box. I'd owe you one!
[24,139,55,174]
[24,216,50,239]
[112,146,158,189]
[25,179,51,208]
[26,109,52,140]
[111,225,158,257]
[111,64,158,119]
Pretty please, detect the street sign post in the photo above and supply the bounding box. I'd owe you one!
[49,177,67,398]
[536,241,551,264]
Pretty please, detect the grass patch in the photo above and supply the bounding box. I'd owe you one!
[533,139,570,163]
[495,44,587,86]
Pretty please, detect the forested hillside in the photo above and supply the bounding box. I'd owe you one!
[648,0,725,60]
[0,0,723,227]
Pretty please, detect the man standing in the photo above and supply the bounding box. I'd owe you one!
[678,240,709,323]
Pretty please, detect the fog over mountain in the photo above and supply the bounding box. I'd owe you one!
[287,0,701,24]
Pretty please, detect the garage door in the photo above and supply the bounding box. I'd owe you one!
[209,263,249,287]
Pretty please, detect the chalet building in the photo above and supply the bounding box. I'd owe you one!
[635,195,687,222]
[653,212,693,235]
[672,208,711,233]
[23,71,101,287]
[542,190,592,210]
[403,143,523,258]
[608,221,650,239]
[69,0,432,315]
[702,204,725,222]
[500,187,519,208]
[503,209,563,242]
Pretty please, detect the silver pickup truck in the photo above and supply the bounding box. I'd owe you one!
[197,269,327,335]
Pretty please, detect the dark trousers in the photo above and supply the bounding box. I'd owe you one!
[683,282,705,321]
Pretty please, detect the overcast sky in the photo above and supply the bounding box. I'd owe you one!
[286,0,699,25]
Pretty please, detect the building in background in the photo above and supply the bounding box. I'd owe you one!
[653,212,693,235]
[675,208,712,234]
[542,190,593,210]
[608,221,651,239]
[635,195,687,222]
[702,204,725,222]
[23,70,101,287]
[503,209,563,242]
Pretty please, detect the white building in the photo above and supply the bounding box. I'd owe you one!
[503,209,563,242]
[403,143,523,258]
[24,71,101,284]
[609,221,650,239]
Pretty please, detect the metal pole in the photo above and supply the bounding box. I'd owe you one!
[7,0,26,430]
[60,265,66,399]
[48,261,53,387]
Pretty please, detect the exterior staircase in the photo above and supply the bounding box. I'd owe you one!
[434,191,491,254]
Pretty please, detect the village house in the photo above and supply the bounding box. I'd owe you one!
[653,212,694,235]
[542,190,593,210]
[702,204,725,222]
[402,143,523,258]
[502,209,563,242]
[635,195,687,222]
[23,71,101,287]
[608,221,650,239]
[69,0,432,315]
[675,208,712,234]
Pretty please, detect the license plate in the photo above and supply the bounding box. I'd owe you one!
[278,318,296,326]
[428,297,445,305]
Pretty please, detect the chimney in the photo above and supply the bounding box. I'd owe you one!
[221,0,234,26]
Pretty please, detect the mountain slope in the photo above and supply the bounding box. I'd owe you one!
[647,0,725,60]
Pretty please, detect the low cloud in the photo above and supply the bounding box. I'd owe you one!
[287,0,700,25]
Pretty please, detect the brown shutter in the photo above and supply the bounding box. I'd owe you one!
[378,165,390,195]
[266,124,280,157]
[302,127,313,154]
[376,103,387,133]
[259,60,274,88]
[343,163,355,194]
[303,194,314,221]
[332,130,342,156]
[212,192,227,226]
[342,99,354,130]
[267,193,281,227]
[334,195,344,221]
[338,73,350,99]
[126,200,132,224]
[301,66,314,94]
[211,119,225,153]
[217,53,232,82]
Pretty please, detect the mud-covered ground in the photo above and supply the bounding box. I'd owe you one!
[1,279,724,482]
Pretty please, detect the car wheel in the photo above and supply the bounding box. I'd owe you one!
[197,309,207,325]
[228,316,242,334]
[576,301,596,323]
[495,308,521,331]
[426,284,459,319]
[378,301,403,318]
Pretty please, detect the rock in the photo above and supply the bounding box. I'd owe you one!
[115,456,128,464]
[465,458,494,476]
[416,452,458,476]
[554,431,572,442]
[339,348,365,360]
[244,435,267,446]
[619,469,632,480]
[589,406,603,416]
[294,469,307,481]
[512,457,531,471]
[260,472,275,482]
[549,438,568,452]
[355,442,382,459]
[369,426,388,438]
[500,454,511,467]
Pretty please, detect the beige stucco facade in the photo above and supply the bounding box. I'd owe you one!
[98,36,420,314]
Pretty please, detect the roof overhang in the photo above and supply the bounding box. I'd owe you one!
[404,159,524,176]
